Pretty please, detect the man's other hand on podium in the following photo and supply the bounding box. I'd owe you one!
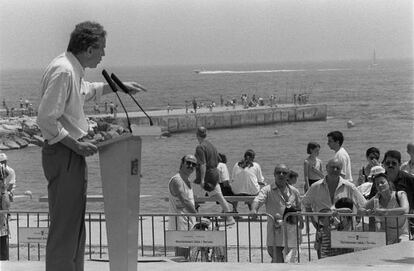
[76,142,98,157]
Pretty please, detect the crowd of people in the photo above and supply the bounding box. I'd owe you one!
[168,127,414,262]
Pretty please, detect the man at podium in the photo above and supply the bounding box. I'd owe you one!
[37,21,143,271]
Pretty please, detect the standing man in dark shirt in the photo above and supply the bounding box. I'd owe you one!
[369,150,414,236]
[194,127,235,225]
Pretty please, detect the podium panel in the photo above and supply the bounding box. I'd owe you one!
[98,134,141,271]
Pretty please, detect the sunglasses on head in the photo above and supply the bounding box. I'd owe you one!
[185,161,197,167]
[384,161,398,167]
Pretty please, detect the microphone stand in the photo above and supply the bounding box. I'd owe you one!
[101,69,133,133]
[110,73,154,126]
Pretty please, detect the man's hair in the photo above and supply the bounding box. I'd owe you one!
[218,153,227,164]
[327,131,344,146]
[67,21,106,55]
[366,147,380,159]
[383,150,401,164]
[307,142,320,154]
[288,170,298,179]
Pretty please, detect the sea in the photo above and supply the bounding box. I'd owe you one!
[1,59,413,213]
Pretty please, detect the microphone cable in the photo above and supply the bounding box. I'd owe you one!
[102,69,133,133]
[110,73,154,126]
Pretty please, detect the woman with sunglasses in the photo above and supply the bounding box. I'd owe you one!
[356,147,381,186]
[359,168,409,244]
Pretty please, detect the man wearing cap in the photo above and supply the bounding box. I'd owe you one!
[0,153,16,201]
[302,158,366,258]
[327,131,353,183]
[168,154,198,259]
[194,126,235,225]
[368,150,414,236]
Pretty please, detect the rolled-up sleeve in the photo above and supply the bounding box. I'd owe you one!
[84,81,104,103]
[37,72,70,144]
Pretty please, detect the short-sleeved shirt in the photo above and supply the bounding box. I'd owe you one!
[217,162,230,183]
[334,147,353,183]
[195,139,219,169]
[253,183,301,247]
[302,177,366,212]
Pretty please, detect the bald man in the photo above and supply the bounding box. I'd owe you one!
[302,158,366,258]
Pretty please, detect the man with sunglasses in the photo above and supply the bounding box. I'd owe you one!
[168,155,198,259]
[368,150,414,236]
[302,158,366,258]
[250,164,302,263]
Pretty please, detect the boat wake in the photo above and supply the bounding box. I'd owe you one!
[195,68,352,74]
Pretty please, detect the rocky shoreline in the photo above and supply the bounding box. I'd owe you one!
[0,116,131,150]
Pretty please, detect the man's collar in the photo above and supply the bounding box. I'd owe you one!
[322,176,346,186]
[66,51,85,78]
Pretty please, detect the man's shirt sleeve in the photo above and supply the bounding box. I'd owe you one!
[37,72,70,144]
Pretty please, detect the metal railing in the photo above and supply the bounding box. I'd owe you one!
[2,210,412,263]
[1,210,275,262]
[282,212,414,262]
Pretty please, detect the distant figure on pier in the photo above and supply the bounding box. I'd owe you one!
[192,97,197,113]
[2,98,6,108]
[93,103,100,114]
[24,99,30,108]
[167,103,171,114]
[220,95,224,106]
[19,98,23,108]
[104,101,108,113]
[109,101,115,114]
[185,100,189,113]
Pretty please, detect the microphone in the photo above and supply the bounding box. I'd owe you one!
[101,69,132,133]
[110,73,153,126]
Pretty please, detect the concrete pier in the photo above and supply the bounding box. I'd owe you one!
[109,103,327,133]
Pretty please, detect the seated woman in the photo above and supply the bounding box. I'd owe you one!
[230,149,265,212]
[358,169,409,244]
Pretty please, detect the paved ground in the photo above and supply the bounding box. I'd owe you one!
[2,241,413,271]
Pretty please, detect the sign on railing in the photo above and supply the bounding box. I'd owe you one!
[19,227,49,243]
[331,231,386,248]
[166,230,225,247]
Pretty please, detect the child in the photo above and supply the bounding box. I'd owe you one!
[287,170,299,186]
[315,198,354,259]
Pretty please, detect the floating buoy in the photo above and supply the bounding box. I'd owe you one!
[274,130,279,135]
[347,120,355,128]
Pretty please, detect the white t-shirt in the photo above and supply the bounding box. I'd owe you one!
[334,147,353,183]
[230,162,264,195]
[217,162,230,183]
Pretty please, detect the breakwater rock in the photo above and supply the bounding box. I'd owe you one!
[0,116,132,150]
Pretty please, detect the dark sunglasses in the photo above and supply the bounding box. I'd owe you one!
[275,171,289,176]
[185,161,197,167]
[384,161,398,167]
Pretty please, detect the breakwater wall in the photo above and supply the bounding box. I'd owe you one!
[126,104,327,133]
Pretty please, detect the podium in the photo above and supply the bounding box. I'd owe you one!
[97,126,161,271]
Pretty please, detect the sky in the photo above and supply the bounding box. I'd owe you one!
[0,0,412,69]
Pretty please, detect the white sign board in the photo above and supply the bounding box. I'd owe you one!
[166,230,225,247]
[19,227,49,243]
[331,231,386,248]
